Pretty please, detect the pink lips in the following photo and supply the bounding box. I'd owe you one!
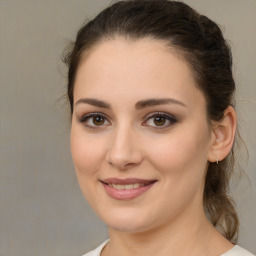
[100,178,157,200]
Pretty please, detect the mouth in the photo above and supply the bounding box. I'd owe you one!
[107,183,151,190]
[100,178,157,200]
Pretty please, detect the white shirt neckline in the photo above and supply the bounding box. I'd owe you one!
[83,240,254,256]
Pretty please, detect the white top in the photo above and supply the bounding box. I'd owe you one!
[82,240,255,256]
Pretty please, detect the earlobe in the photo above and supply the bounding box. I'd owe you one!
[208,106,237,163]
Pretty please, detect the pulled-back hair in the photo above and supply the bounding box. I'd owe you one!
[63,0,238,242]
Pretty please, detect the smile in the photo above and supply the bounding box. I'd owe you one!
[100,178,157,200]
[108,183,147,190]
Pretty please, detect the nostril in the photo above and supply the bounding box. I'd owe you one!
[106,158,138,169]
[105,143,143,169]
[107,160,113,166]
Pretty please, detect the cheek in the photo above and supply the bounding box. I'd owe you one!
[70,125,106,178]
[142,127,211,217]
[70,126,109,207]
[145,125,210,178]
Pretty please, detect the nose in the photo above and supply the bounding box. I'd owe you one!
[105,125,143,170]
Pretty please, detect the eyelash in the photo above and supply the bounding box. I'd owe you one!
[78,112,177,130]
[142,112,177,129]
[79,112,111,129]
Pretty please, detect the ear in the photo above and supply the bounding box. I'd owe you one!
[207,106,237,163]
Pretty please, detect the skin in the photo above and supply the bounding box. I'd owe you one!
[70,37,236,256]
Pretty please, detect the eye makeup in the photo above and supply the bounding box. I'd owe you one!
[78,112,111,129]
[142,112,177,129]
[77,110,177,131]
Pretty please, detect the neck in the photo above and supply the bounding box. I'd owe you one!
[103,208,232,256]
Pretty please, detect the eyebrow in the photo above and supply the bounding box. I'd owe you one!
[75,98,111,109]
[75,97,187,109]
[135,98,187,109]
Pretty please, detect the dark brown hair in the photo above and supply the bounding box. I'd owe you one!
[63,0,238,242]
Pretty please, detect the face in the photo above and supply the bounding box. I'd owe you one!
[70,37,214,233]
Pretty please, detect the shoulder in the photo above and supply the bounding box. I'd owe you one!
[82,240,109,256]
[221,245,255,256]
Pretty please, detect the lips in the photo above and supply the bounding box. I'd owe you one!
[100,178,157,200]
[102,177,155,185]
[109,183,146,190]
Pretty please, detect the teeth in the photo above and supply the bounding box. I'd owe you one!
[117,184,125,190]
[124,184,133,190]
[110,183,145,190]
[133,183,141,189]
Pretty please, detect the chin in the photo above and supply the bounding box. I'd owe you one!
[108,221,152,234]
[100,209,160,234]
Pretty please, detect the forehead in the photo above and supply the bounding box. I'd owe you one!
[74,37,205,108]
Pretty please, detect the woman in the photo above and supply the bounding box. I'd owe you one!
[64,1,254,255]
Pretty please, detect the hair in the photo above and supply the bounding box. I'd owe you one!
[63,0,239,242]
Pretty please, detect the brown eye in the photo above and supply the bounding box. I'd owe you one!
[79,113,111,128]
[153,116,166,126]
[93,115,105,125]
[142,112,177,129]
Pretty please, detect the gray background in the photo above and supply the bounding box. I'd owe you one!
[0,0,255,255]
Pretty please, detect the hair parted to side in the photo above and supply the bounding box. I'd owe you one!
[63,0,239,242]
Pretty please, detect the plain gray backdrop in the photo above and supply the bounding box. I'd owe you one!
[0,0,255,255]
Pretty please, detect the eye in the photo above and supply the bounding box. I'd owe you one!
[79,113,110,128]
[142,112,177,129]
